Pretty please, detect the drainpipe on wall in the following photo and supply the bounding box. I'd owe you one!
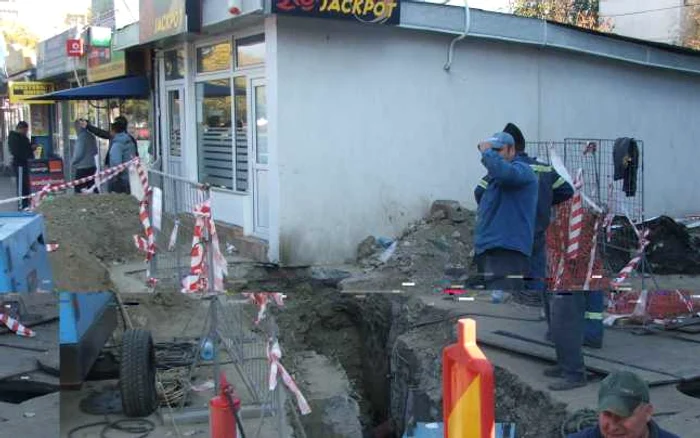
[443,0,470,71]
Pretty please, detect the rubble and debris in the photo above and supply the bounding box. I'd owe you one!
[38,194,142,290]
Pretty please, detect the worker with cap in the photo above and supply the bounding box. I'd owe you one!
[474,131,538,291]
[476,123,574,330]
[567,370,679,438]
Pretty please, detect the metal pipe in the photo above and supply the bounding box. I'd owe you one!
[444,0,470,71]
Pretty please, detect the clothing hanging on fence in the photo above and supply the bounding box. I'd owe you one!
[612,137,639,197]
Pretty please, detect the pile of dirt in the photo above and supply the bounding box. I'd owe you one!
[357,206,478,289]
[38,194,144,291]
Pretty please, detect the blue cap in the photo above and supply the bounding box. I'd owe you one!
[483,132,515,150]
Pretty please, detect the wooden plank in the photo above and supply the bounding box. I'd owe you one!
[0,321,58,381]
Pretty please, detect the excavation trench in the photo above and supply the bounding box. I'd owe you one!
[0,379,59,404]
[238,268,569,438]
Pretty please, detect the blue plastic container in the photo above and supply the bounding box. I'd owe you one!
[0,212,54,293]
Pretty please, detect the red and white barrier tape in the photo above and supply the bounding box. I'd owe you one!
[28,158,137,210]
[242,292,286,324]
[168,220,180,251]
[267,339,311,415]
[603,183,615,243]
[583,217,601,290]
[611,228,650,286]
[0,313,36,337]
[181,201,228,294]
[46,243,59,252]
[567,169,584,260]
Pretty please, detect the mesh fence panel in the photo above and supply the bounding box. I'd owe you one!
[147,169,209,288]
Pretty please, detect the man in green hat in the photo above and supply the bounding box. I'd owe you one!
[568,370,679,437]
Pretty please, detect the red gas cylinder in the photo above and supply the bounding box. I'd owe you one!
[210,374,241,438]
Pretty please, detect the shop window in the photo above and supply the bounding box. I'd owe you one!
[164,48,185,80]
[196,42,232,74]
[236,35,265,68]
[196,79,234,189]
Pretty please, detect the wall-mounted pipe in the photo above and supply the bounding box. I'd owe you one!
[443,0,470,72]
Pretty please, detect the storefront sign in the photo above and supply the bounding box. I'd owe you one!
[87,46,127,83]
[90,27,113,48]
[272,0,400,24]
[8,82,54,104]
[66,39,84,57]
[139,0,202,44]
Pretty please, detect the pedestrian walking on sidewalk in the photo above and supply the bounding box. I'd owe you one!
[567,370,679,437]
[72,120,98,194]
[8,121,35,210]
[473,131,538,291]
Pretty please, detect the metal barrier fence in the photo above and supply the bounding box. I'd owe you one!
[146,168,300,437]
[147,168,209,288]
[526,138,647,280]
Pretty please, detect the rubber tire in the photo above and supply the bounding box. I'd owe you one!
[119,329,158,417]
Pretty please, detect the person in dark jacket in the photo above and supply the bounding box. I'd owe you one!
[476,123,575,332]
[72,120,99,194]
[8,121,35,210]
[82,116,139,167]
[567,370,679,438]
[474,131,538,291]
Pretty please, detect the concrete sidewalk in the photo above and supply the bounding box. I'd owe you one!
[0,176,19,212]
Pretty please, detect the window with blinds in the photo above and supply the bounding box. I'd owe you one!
[196,79,234,189]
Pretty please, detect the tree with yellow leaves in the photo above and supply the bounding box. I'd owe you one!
[510,0,613,32]
[0,21,39,50]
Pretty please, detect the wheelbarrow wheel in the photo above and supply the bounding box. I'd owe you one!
[119,328,157,417]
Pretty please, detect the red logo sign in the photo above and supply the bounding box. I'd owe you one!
[66,39,84,57]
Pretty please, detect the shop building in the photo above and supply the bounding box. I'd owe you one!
[115,1,700,266]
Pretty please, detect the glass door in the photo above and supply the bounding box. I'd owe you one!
[165,87,185,176]
[251,78,269,237]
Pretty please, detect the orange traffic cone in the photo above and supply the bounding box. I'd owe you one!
[442,318,495,438]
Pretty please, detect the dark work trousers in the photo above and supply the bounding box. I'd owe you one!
[74,167,97,194]
[526,233,549,333]
[13,164,30,210]
[109,177,131,195]
[550,292,587,383]
[480,248,529,291]
[584,290,605,348]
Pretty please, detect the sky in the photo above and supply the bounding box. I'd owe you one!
[17,0,511,42]
[19,0,91,40]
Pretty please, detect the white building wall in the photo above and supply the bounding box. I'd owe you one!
[275,17,700,266]
[600,0,685,45]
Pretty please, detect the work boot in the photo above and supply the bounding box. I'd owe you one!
[584,339,602,349]
[543,367,564,378]
[548,379,586,391]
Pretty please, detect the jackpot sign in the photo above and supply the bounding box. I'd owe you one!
[272,0,400,25]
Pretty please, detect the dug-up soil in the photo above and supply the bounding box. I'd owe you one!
[39,194,143,292]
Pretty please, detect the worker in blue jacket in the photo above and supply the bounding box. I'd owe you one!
[478,124,575,336]
[474,132,538,291]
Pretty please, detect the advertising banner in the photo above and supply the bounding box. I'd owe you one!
[8,82,54,104]
[272,0,400,25]
[87,45,127,83]
[139,0,202,44]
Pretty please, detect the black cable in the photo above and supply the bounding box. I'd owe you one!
[411,311,541,329]
[67,419,155,438]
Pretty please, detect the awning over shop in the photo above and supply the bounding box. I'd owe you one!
[26,76,149,101]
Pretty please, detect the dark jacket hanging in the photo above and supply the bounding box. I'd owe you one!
[612,137,639,197]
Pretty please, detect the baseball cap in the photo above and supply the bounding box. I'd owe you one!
[483,132,515,150]
[598,371,650,417]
